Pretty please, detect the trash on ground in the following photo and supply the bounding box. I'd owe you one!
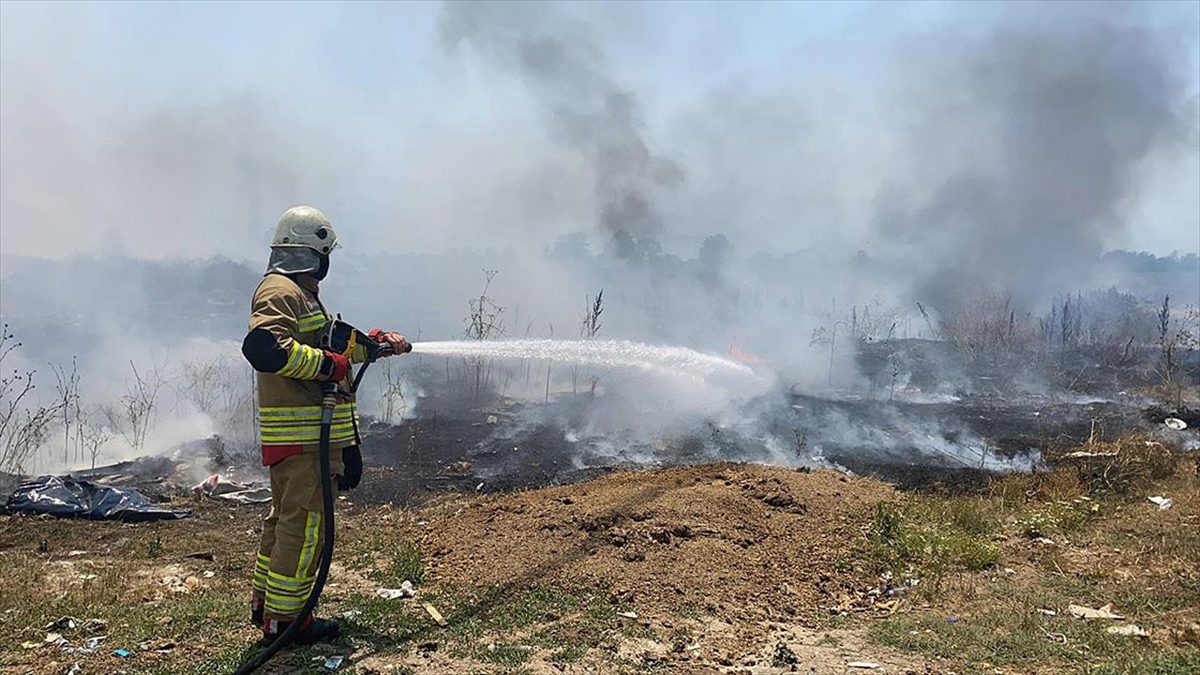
[376,580,416,600]
[1037,608,1057,616]
[1164,418,1188,431]
[44,632,65,644]
[322,655,345,670]
[45,617,77,632]
[5,475,189,522]
[1068,603,1125,620]
[111,647,132,658]
[1106,624,1148,637]
[192,474,272,504]
[946,616,960,623]
[848,662,882,669]
[617,611,638,619]
[67,663,82,675]
[1148,496,1174,510]
[85,636,106,650]
[422,602,448,627]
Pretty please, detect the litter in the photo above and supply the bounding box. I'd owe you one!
[44,632,65,644]
[617,611,638,619]
[1164,418,1188,431]
[1106,624,1148,637]
[45,617,77,631]
[67,664,82,675]
[323,655,345,670]
[375,580,416,600]
[1037,608,1057,617]
[192,474,272,505]
[111,647,132,658]
[848,662,882,669]
[422,602,448,627]
[1148,496,1174,510]
[85,636,106,650]
[1068,603,1124,620]
[5,475,188,522]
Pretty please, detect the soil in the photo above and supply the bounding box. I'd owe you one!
[355,463,896,645]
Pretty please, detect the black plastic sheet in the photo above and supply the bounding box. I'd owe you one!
[5,475,189,522]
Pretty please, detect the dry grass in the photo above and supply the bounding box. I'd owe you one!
[868,436,1200,673]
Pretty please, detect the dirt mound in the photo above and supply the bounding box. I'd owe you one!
[407,462,895,621]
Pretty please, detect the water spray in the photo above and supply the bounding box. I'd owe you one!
[409,339,759,384]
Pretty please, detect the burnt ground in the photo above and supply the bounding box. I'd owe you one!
[351,390,1174,506]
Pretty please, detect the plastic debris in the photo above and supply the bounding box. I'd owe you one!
[848,662,882,669]
[45,617,77,631]
[422,602,448,627]
[1164,418,1188,431]
[1148,496,1174,510]
[111,647,132,658]
[192,474,271,504]
[67,664,83,675]
[375,580,416,600]
[85,636,106,650]
[1068,603,1124,620]
[1037,608,1057,617]
[486,415,499,425]
[617,611,638,619]
[1106,624,1148,637]
[323,655,345,670]
[946,616,960,623]
[5,475,188,522]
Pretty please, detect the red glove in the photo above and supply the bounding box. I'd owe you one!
[321,351,351,382]
[368,328,412,356]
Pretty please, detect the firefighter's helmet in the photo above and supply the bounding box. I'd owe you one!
[271,206,338,254]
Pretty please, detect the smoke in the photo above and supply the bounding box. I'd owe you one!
[441,1,683,257]
[874,11,1195,309]
[0,2,1197,478]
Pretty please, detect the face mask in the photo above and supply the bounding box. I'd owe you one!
[313,253,331,281]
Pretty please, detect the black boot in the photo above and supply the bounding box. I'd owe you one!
[262,614,341,645]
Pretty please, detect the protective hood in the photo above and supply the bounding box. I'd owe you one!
[265,247,329,279]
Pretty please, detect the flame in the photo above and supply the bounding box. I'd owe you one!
[727,342,765,365]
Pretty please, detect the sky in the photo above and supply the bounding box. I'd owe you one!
[1,0,1197,261]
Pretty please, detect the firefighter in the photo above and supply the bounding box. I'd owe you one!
[240,205,410,643]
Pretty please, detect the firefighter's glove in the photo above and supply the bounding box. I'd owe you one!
[319,351,351,382]
[338,446,363,491]
[368,329,412,356]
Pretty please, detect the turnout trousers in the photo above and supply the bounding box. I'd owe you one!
[251,449,344,624]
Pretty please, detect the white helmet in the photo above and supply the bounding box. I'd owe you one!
[271,206,338,254]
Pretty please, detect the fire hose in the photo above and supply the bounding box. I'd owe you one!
[233,330,401,675]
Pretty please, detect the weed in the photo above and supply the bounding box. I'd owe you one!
[1016,497,1099,538]
[869,501,1000,581]
[387,538,425,585]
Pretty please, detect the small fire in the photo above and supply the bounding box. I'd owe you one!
[727,342,765,365]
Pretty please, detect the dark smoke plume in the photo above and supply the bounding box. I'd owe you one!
[441,1,683,258]
[876,16,1194,310]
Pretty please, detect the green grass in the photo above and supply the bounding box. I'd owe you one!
[386,539,425,586]
[868,500,1001,580]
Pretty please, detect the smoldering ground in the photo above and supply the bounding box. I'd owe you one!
[0,2,1197,481]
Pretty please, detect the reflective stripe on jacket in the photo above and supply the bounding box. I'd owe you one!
[248,273,358,463]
